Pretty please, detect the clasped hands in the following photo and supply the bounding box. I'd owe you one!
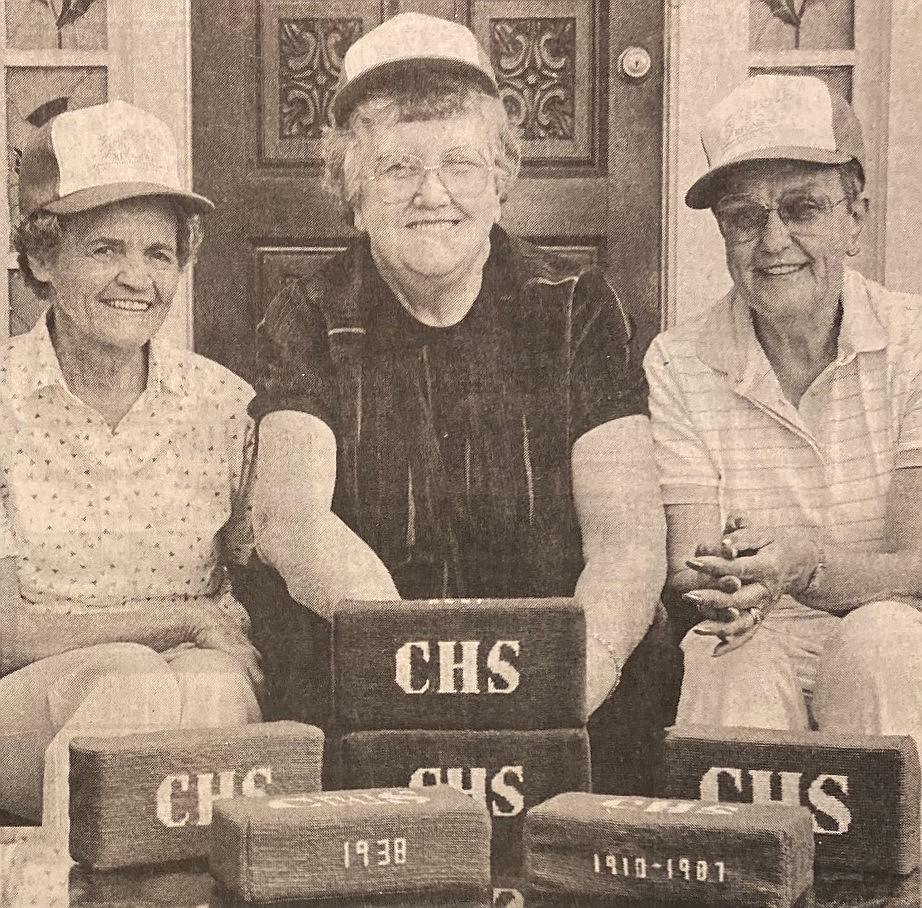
[170,591,265,703]
[678,516,822,656]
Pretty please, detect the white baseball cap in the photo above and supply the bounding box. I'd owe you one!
[331,13,498,126]
[686,74,865,209]
[18,100,214,217]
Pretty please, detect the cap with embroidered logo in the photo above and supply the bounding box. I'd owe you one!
[686,74,865,209]
[331,13,498,126]
[17,100,213,218]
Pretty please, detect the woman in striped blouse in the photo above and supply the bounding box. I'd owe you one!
[647,75,922,747]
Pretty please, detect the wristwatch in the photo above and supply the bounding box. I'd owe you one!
[802,543,827,599]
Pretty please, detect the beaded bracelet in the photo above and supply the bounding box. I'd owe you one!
[590,632,623,686]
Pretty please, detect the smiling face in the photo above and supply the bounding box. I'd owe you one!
[716,159,866,323]
[352,113,502,286]
[28,196,181,352]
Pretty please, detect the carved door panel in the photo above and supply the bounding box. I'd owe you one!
[191,0,663,381]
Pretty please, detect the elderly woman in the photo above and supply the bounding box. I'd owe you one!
[2,100,262,831]
[646,75,922,745]
[247,13,667,784]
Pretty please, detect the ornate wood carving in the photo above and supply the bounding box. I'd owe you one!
[261,0,380,163]
[490,17,576,141]
[472,0,593,167]
[278,17,362,139]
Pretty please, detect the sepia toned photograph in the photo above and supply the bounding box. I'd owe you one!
[0,0,921,904]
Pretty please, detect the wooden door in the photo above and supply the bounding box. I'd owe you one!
[191,0,664,381]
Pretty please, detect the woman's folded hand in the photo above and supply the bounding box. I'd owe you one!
[177,597,265,704]
[687,517,822,603]
[676,514,824,657]
[685,582,772,656]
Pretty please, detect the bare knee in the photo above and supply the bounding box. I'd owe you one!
[48,643,182,731]
[677,627,806,729]
[828,601,922,679]
[838,601,920,644]
[170,648,261,725]
[73,642,171,681]
[168,647,246,676]
[680,626,786,679]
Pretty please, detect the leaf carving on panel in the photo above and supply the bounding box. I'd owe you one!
[7,0,105,50]
[279,17,363,139]
[26,96,71,127]
[56,0,99,30]
[490,18,576,141]
[10,96,73,215]
[762,0,800,27]
[757,0,823,46]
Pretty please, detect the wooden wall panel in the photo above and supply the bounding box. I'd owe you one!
[260,0,381,163]
[255,245,346,317]
[471,0,596,167]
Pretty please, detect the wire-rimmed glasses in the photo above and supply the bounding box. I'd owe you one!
[714,192,850,245]
[365,146,494,204]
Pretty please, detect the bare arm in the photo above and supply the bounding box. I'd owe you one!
[253,410,399,619]
[572,415,666,713]
[218,416,258,568]
[674,467,922,627]
[664,502,722,594]
[808,464,922,610]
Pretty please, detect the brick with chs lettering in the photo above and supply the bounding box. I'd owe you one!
[333,598,586,731]
[69,721,324,869]
[524,792,814,907]
[341,727,591,877]
[208,786,491,903]
[661,725,921,873]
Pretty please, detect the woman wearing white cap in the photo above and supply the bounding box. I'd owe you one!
[2,100,262,832]
[245,13,669,789]
[646,75,922,743]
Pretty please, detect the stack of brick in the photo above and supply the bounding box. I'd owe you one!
[521,726,922,905]
[68,721,324,869]
[333,597,593,884]
[523,792,815,907]
[209,785,492,905]
[660,725,922,875]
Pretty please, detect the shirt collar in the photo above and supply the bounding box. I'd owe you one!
[8,310,67,406]
[146,335,190,397]
[7,309,189,407]
[695,267,888,382]
[836,268,888,362]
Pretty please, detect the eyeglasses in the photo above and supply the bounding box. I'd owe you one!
[366,147,494,204]
[714,192,850,245]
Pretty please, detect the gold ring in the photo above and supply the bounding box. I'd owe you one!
[749,606,765,626]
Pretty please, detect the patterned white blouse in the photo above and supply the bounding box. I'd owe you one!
[0,313,255,612]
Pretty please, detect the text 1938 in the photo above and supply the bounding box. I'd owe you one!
[343,838,407,869]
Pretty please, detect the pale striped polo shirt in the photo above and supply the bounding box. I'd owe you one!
[644,269,922,554]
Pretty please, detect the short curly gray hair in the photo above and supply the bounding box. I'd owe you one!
[322,71,521,222]
[12,200,203,300]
